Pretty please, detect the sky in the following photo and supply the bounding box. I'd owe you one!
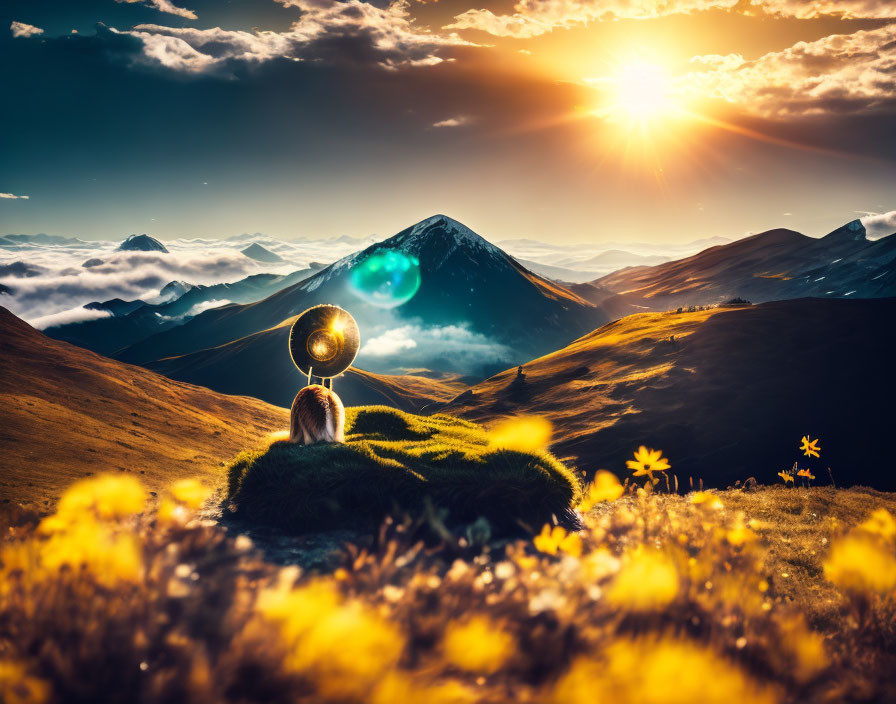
[2,0,896,244]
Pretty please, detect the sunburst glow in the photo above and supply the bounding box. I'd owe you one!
[595,60,682,128]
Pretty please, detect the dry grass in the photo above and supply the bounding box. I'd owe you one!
[2,473,895,704]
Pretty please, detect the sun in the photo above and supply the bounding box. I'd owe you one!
[594,60,681,128]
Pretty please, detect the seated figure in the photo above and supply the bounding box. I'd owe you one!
[289,384,345,445]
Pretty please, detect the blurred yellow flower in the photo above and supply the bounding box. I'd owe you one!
[777,471,794,484]
[800,435,820,458]
[796,468,815,480]
[626,446,670,480]
[41,474,145,532]
[534,524,582,558]
[170,479,214,510]
[857,508,896,541]
[256,580,404,700]
[0,660,50,704]
[606,549,679,611]
[579,470,624,511]
[550,634,779,704]
[823,534,896,596]
[690,491,723,509]
[726,516,756,547]
[489,415,552,452]
[442,615,515,674]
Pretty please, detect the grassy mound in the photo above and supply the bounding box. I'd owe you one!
[226,406,582,535]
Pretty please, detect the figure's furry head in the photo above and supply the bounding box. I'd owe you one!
[289,384,345,445]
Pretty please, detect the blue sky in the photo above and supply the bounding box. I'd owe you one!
[2,0,896,242]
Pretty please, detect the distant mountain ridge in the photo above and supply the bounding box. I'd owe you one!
[593,220,896,308]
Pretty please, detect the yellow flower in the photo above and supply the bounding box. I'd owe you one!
[579,470,624,511]
[726,515,756,547]
[626,446,670,480]
[823,534,896,596]
[256,580,404,700]
[796,469,815,480]
[800,435,821,458]
[170,479,214,510]
[777,470,794,484]
[40,474,145,532]
[534,524,582,558]
[606,549,679,611]
[0,660,50,704]
[550,634,778,704]
[857,508,896,541]
[489,416,552,452]
[442,616,515,674]
[689,491,723,509]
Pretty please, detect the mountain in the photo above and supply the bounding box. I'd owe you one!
[594,220,896,309]
[157,280,195,303]
[513,258,600,284]
[440,297,896,489]
[0,261,46,278]
[44,267,319,356]
[2,233,87,246]
[118,234,169,253]
[0,306,288,506]
[241,242,284,263]
[81,257,104,268]
[570,249,670,271]
[116,215,609,378]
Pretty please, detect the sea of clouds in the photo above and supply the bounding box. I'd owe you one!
[0,233,376,327]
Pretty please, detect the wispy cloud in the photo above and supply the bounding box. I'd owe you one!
[10,21,43,38]
[432,116,470,128]
[0,192,30,199]
[115,0,198,20]
[446,0,896,39]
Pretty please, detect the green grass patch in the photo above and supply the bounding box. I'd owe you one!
[226,406,582,535]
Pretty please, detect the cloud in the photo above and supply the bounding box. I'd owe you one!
[115,0,198,20]
[10,21,44,38]
[678,25,896,117]
[0,193,30,199]
[432,116,470,127]
[117,0,476,73]
[446,0,896,38]
[356,321,515,374]
[860,210,896,239]
[361,326,418,356]
[29,306,113,330]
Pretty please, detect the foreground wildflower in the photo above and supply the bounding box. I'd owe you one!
[441,616,514,674]
[40,474,145,531]
[550,634,779,704]
[823,533,896,596]
[857,508,896,541]
[800,435,821,458]
[0,660,50,704]
[689,491,723,509]
[606,548,679,611]
[158,478,215,523]
[778,470,794,484]
[489,415,552,453]
[626,446,670,481]
[578,470,624,511]
[534,524,582,558]
[256,580,404,700]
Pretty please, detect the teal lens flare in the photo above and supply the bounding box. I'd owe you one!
[348,249,421,308]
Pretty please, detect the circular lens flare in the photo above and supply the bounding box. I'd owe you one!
[349,249,421,308]
[306,329,339,362]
